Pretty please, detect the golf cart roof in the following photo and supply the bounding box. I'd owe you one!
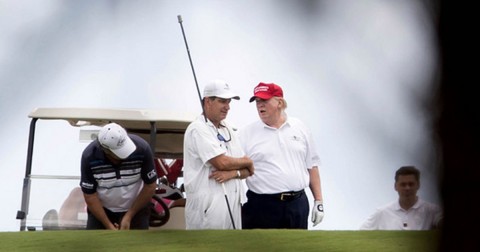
[29,107,196,159]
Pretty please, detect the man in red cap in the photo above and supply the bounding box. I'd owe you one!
[240,82,325,229]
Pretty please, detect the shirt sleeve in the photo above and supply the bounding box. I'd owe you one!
[79,146,97,194]
[295,118,320,169]
[140,141,158,185]
[431,203,444,228]
[360,210,380,230]
[191,126,226,164]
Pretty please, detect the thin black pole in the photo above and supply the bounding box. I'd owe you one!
[177,15,207,123]
[222,183,236,229]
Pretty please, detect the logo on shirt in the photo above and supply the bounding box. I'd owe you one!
[291,135,302,141]
[147,170,157,180]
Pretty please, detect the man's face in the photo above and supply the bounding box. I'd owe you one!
[206,97,231,123]
[394,174,419,199]
[255,97,281,125]
[101,146,122,163]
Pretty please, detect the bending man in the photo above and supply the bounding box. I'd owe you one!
[80,123,157,230]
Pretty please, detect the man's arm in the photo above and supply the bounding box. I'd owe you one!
[119,182,156,230]
[209,168,251,183]
[209,154,254,175]
[309,166,325,227]
[309,166,323,201]
[83,192,118,230]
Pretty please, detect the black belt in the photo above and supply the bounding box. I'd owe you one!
[266,189,305,201]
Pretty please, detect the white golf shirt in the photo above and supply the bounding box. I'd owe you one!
[239,116,320,194]
[183,116,245,229]
[360,198,443,230]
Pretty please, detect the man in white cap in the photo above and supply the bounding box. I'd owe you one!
[80,123,157,230]
[183,79,254,229]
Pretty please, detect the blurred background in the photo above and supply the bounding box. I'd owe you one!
[0,0,440,231]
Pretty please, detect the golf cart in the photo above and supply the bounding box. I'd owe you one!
[16,107,195,231]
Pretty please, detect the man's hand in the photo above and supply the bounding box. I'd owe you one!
[244,156,254,176]
[120,215,131,230]
[209,170,235,183]
[311,200,324,227]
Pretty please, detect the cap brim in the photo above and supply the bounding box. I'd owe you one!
[110,136,136,159]
[249,93,274,102]
[216,93,240,100]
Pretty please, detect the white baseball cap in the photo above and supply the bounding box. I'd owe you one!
[203,79,240,100]
[97,123,136,159]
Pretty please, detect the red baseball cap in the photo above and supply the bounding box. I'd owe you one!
[249,82,284,102]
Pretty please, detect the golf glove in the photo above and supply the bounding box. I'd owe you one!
[311,200,324,226]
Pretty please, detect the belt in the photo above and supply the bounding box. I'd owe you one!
[268,189,305,201]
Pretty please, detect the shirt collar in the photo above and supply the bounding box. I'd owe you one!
[394,198,422,211]
[262,113,289,130]
[197,115,227,129]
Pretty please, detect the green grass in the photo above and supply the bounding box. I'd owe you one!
[0,230,439,252]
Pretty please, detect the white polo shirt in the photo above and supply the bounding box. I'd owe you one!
[360,198,443,230]
[239,116,320,194]
[183,116,245,229]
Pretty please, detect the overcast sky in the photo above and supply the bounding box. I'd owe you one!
[0,0,439,231]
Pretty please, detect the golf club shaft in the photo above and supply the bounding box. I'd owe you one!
[177,15,207,123]
[222,183,236,229]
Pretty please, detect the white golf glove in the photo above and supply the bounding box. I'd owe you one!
[311,200,324,226]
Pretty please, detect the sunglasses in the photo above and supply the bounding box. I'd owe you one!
[216,125,231,143]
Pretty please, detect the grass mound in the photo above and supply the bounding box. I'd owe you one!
[0,229,439,252]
